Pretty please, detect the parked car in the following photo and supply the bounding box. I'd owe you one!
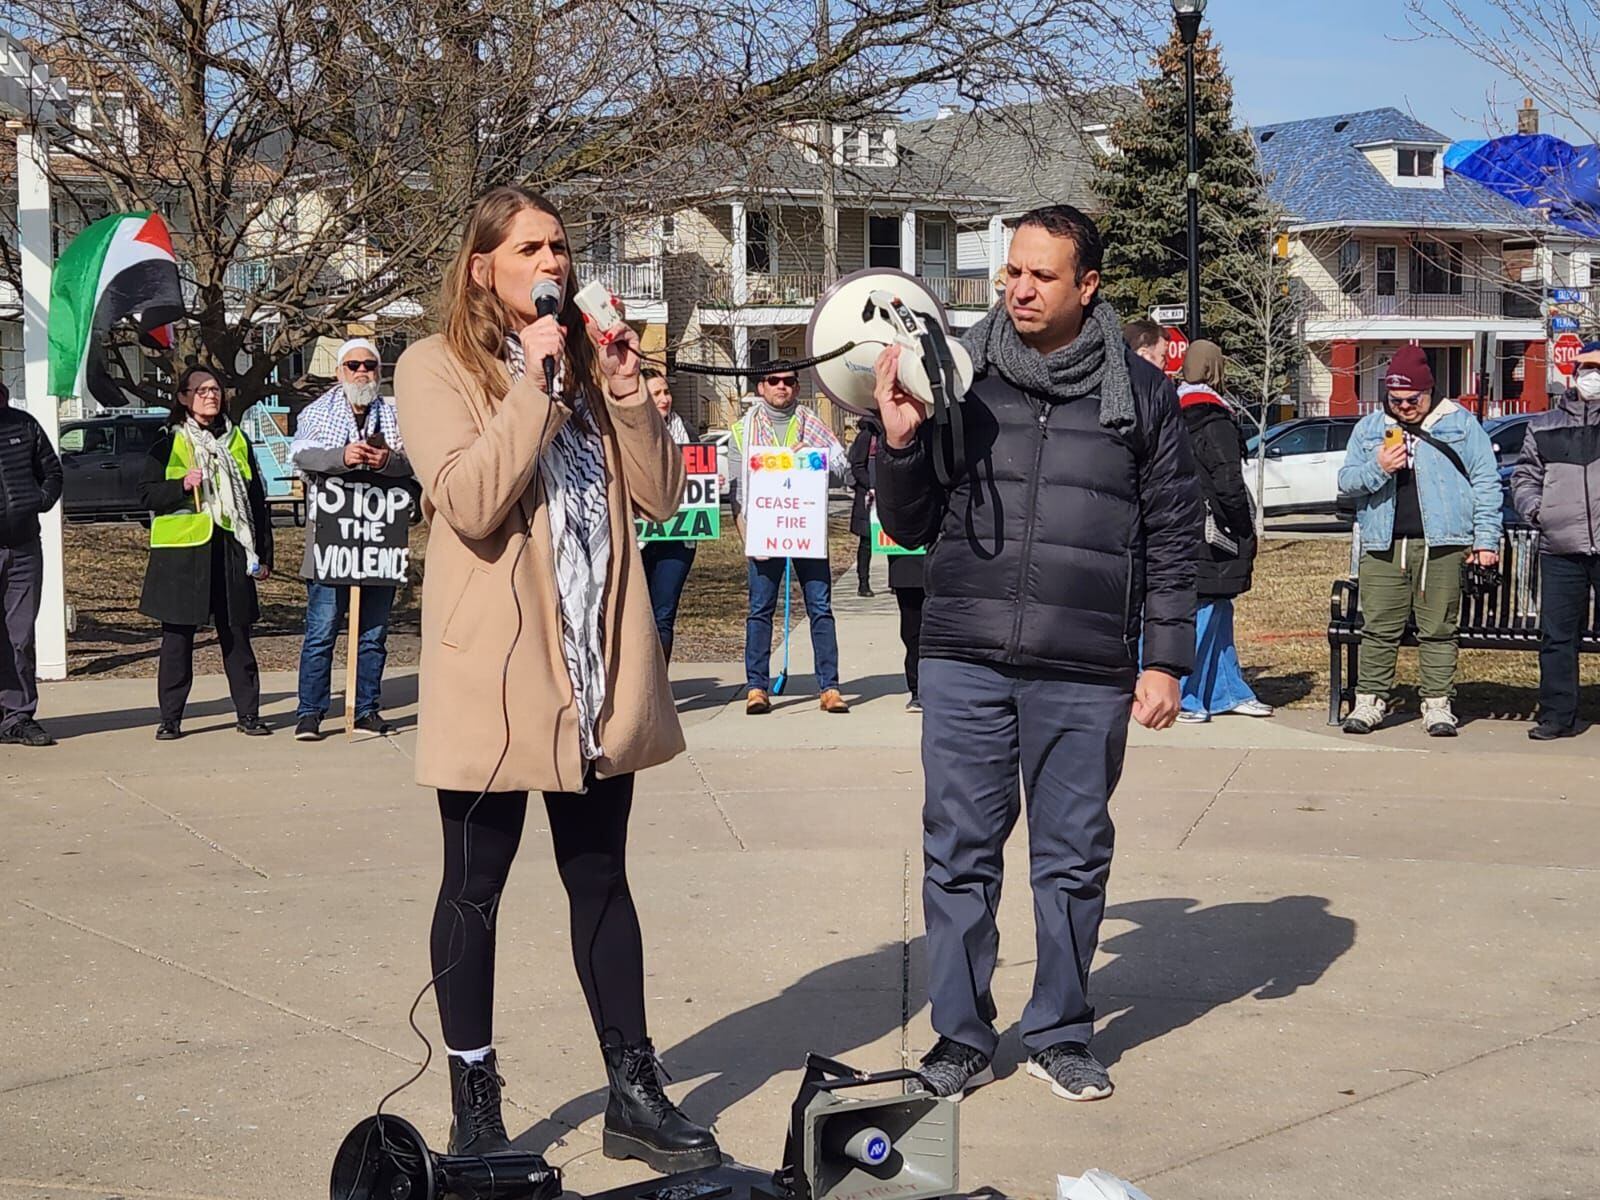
[1484,413,1535,469]
[1242,417,1360,516]
[700,429,732,500]
[58,414,169,520]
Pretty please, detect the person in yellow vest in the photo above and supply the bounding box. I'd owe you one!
[137,365,275,740]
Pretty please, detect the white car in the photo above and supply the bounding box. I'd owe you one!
[700,429,733,500]
[1242,418,1358,516]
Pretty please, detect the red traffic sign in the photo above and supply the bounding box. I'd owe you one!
[1163,327,1189,376]
[1554,332,1584,377]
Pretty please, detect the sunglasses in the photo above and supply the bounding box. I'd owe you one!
[343,360,380,373]
[762,375,798,388]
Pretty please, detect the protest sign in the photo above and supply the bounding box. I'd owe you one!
[869,502,925,556]
[742,445,830,559]
[309,472,417,587]
[638,442,721,542]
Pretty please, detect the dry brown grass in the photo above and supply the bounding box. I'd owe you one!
[1237,538,1600,717]
[65,523,1597,717]
[63,513,854,676]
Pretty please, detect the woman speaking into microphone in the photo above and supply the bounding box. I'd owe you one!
[394,186,717,1172]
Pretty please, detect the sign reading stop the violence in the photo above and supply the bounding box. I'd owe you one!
[309,472,418,586]
[1554,332,1584,377]
[1163,327,1189,375]
[637,443,721,541]
[743,445,830,559]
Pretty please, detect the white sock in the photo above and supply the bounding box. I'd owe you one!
[448,1044,493,1064]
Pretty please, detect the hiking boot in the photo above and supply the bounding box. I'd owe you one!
[235,717,273,736]
[0,718,55,747]
[601,1039,721,1174]
[1341,694,1387,735]
[1028,1043,1114,1102]
[155,722,183,741]
[909,1037,994,1101]
[294,715,323,742]
[746,689,771,715]
[1529,721,1579,742]
[819,688,850,714]
[1421,697,1458,738]
[354,713,393,736]
[448,1051,514,1156]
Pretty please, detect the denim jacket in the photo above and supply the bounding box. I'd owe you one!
[1336,400,1503,553]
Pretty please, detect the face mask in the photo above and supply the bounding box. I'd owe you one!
[1575,372,1600,401]
[345,379,380,411]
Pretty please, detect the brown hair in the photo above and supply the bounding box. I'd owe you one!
[440,186,600,404]
[168,364,225,427]
[1122,319,1163,352]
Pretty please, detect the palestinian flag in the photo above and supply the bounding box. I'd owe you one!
[48,212,185,408]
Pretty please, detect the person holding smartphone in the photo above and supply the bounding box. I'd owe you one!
[290,339,413,740]
[1336,345,1502,736]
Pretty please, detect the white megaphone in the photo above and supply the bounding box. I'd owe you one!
[805,268,974,419]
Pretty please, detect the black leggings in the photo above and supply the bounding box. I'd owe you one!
[432,775,646,1051]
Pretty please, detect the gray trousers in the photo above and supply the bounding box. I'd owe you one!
[920,657,1132,1057]
[0,540,44,731]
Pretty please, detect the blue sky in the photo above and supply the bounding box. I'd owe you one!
[1208,0,1577,140]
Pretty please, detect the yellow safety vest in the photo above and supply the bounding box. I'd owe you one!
[149,427,253,550]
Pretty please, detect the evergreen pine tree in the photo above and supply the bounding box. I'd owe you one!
[1093,29,1302,406]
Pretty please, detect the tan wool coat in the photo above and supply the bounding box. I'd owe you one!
[394,334,687,794]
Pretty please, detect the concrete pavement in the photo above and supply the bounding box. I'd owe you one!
[3,560,1598,1200]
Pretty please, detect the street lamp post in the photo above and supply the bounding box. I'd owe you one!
[1173,0,1206,342]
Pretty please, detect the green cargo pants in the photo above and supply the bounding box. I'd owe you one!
[1357,541,1466,701]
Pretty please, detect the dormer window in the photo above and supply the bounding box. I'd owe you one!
[835,125,897,167]
[1398,148,1436,178]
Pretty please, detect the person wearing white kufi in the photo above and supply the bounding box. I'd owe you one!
[289,337,413,739]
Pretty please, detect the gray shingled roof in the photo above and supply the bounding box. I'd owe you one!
[901,96,1121,214]
[1257,107,1545,231]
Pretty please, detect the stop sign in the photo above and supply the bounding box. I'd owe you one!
[1554,332,1584,376]
[1163,327,1189,375]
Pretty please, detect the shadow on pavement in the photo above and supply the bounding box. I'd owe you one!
[42,689,298,740]
[1084,895,1356,1069]
[515,938,925,1154]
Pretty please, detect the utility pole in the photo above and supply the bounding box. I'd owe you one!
[818,0,838,284]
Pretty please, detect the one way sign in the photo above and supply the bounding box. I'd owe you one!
[1150,304,1188,325]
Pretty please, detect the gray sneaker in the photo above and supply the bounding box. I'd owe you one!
[909,1038,994,1101]
[1027,1043,1113,1101]
[1421,697,1458,738]
[1341,694,1387,735]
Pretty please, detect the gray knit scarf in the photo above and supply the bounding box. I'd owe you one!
[963,298,1135,432]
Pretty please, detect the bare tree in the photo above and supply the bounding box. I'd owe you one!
[3,0,1163,412]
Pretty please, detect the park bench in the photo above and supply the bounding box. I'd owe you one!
[1326,525,1600,724]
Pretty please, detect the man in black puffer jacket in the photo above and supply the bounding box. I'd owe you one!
[0,382,64,747]
[876,205,1201,1104]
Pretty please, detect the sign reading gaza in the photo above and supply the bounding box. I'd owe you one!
[637,443,721,542]
[310,473,418,587]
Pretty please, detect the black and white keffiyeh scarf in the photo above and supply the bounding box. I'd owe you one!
[183,415,261,574]
[505,335,612,762]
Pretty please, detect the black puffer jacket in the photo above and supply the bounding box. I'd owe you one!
[1181,394,1257,599]
[0,405,64,547]
[877,347,1202,683]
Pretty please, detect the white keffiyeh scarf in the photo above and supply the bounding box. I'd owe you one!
[505,335,612,762]
[184,416,260,574]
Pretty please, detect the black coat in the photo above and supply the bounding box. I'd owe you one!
[0,405,64,547]
[1181,397,1257,599]
[847,418,883,537]
[877,346,1202,683]
[137,426,274,628]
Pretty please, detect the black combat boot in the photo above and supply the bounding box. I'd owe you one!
[601,1039,721,1173]
[448,1051,515,1156]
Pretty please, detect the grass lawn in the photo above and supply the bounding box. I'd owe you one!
[62,522,1596,716]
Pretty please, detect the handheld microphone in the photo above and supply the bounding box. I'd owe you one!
[530,280,562,397]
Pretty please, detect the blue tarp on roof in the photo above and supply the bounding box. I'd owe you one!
[1444,134,1600,239]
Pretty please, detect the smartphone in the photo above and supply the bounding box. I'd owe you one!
[1382,426,1404,450]
[366,430,387,450]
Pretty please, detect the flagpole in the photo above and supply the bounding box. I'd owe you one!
[16,121,67,681]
